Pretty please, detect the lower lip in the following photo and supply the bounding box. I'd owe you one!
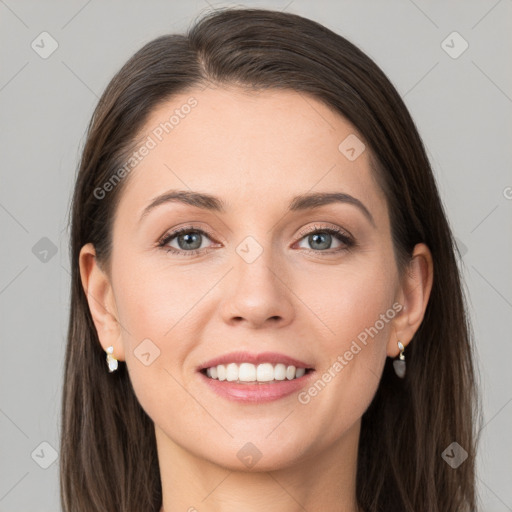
[198,370,316,403]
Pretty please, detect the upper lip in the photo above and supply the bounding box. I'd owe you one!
[197,351,315,371]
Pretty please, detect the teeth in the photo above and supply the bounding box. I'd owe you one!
[226,363,239,382]
[203,363,309,382]
[239,362,256,382]
[295,367,306,378]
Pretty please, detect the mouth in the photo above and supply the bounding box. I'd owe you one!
[197,363,316,403]
[199,364,315,384]
[195,351,316,402]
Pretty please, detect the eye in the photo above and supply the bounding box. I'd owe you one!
[157,226,218,256]
[157,223,355,257]
[295,224,354,254]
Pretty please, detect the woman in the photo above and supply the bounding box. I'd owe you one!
[60,7,481,512]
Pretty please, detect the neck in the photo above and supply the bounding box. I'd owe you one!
[156,420,362,512]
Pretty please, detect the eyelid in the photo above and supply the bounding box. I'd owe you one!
[296,222,353,240]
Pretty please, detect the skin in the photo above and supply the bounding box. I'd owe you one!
[80,85,433,512]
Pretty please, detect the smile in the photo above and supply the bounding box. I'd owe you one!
[201,362,313,383]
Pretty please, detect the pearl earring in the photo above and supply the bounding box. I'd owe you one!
[106,345,118,372]
[393,341,406,378]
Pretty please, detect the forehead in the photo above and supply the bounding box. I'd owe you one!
[115,85,386,224]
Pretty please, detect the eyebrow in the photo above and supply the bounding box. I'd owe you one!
[139,190,375,227]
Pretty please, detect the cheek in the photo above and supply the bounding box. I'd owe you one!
[110,249,221,377]
[109,255,198,408]
[112,251,202,342]
[296,252,396,347]
[293,252,395,418]
[112,264,202,428]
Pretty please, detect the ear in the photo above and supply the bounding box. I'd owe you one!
[79,243,125,362]
[387,242,434,357]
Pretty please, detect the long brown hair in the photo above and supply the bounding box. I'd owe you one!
[61,7,482,511]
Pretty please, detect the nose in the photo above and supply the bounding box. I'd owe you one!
[219,247,295,329]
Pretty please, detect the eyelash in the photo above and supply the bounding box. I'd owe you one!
[157,224,355,257]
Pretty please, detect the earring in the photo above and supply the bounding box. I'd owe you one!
[106,345,118,372]
[392,341,406,378]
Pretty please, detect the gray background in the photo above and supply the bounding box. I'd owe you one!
[0,0,511,510]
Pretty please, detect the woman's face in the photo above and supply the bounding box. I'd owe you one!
[88,85,408,470]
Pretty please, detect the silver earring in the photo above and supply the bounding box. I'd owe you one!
[393,341,406,378]
[106,345,118,372]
